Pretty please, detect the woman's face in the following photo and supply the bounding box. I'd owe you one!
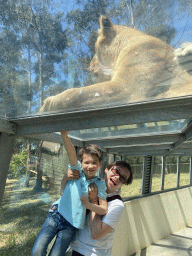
[105,165,130,193]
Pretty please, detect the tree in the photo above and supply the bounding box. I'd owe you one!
[28,9,68,108]
[0,0,68,114]
[0,0,69,191]
[0,28,24,117]
[9,151,28,178]
[64,0,114,88]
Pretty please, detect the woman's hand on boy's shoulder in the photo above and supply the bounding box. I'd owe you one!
[88,183,98,204]
[67,169,80,181]
[80,195,90,208]
[60,169,80,195]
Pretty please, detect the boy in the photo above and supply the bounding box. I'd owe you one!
[31,131,108,256]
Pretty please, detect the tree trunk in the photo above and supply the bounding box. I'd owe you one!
[33,141,43,192]
[130,0,135,28]
[28,47,32,113]
[39,52,43,109]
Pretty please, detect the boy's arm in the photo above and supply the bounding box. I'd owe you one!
[61,131,78,167]
[60,173,68,195]
[81,196,108,215]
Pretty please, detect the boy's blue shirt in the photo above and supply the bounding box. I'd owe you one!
[53,161,107,229]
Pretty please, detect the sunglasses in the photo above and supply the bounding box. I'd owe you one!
[110,166,128,184]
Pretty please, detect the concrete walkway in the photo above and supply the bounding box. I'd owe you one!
[131,225,192,256]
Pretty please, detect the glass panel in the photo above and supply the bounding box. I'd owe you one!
[108,153,115,164]
[121,156,143,198]
[1,1,192,118]
[180,156,190,186]
[115,155,122,161]
[1,137,138,252]
[164,156,177,190]
[1,139,67,253]
[151,156,162,192]
[151,156,190,192]
[69,119,189,141]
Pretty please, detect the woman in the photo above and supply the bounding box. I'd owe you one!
[70,160,133,256]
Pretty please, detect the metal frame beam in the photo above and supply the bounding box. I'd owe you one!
[141,156,153,195]
[161,156,166,191]
[177,156,181,188]
[8,96,192,136]
[190,157,192,186]
[83,134,181,147]
[166,121,192,154]
[0,118,17,135]
[23,133,84,147]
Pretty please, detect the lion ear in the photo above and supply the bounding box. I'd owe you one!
[99,15,114,36]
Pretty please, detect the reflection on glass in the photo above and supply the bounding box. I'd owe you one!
[1,177,61,254]
[115,155,122,161]
[152,156,190,192]
[70,119,189,140]
[180,156,190,187]
[1,1,192,118]
[108,153,115,164]
[164,156,177,190]
[121,156,143,198]
[1,140,67,253]
[151,156,162,193]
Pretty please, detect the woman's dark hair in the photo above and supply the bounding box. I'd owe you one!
[107,160,133,185]
[78,144,102,162]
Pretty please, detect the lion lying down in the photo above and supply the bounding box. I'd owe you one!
[40,15,192,113]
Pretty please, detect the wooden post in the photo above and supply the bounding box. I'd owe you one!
[0,133,15,207]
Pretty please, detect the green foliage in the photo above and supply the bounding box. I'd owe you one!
[4,234,16,249]
[9,151,28,178]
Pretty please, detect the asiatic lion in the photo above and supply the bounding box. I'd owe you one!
[40,15,192,113]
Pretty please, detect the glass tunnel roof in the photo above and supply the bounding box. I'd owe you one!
[10,117,192,157]
[1,0,192,156]
[2,2,192,254]
[69,120,189,141]
[1,0,192,119]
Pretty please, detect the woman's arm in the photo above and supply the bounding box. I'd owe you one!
[60,169,80,195]
[81,195,108,215]
[85,182,112,239]
[90,211,113,240]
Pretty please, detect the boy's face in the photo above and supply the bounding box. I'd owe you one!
[105,166,130,193]
[82,153,102,180]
